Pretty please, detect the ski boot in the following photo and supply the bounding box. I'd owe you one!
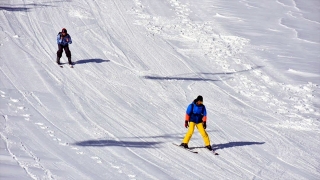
[56,57,61,65]
[180,143,188,149]
[68,57,73,65]
[205,145,212,151]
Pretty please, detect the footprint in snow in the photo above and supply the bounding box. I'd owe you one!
[128,174,136,179]
[111,165,120,169]
[23,114,31,117]
[70,147,85,155]
[17,106,26,110]
[71,147,79,150]
[47,130,55,137]
[35,122,48,129]
[10,98,19,102]
[59,142,69,146]
[21,113,30,121]
[91,156,102,164]
[53,138,62,142]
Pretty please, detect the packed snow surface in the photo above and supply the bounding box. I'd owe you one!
[0,0,319,179]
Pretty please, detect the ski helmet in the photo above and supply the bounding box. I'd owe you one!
[62,28,67,33]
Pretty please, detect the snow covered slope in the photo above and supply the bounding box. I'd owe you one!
[0,0,319,179]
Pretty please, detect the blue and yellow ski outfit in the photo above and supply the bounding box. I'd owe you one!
[182,99,211,146]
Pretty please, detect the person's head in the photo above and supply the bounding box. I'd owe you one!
[61,28,67,36]
[195,95,203,105]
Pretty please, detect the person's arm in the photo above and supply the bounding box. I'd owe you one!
[202,106,207,122]
[185,104,192,121]
[184,104,192,128]
[57,34,61,44]
[202,106,207,129]
[66,35,72,44]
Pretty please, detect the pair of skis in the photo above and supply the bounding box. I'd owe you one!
[173,143,219,155]
[58,63,74,68]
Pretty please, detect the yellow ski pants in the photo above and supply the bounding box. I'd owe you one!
[182,122,210,146]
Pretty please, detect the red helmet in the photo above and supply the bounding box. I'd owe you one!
[61,28,67,33]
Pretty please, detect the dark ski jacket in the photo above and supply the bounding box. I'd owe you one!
[185,101,207,123]
[57,32,72,46]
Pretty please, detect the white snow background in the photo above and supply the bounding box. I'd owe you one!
[0,0,319,179]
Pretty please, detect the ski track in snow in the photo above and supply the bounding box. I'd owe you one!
[0,0,319,179]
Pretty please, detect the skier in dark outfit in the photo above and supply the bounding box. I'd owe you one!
[56,28,73,65]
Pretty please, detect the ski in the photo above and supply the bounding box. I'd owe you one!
[68,62,74,68]
[57,62,63,68]
[57,64,73,68]
[172,143,198,154]
[204,146,219,155]
[210,149,219,155]
[56,62,74,68]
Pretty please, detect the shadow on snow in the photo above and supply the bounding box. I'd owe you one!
[74,139,162,148]
[0,3,55,12]
[75,59,110,64]
[213,141,265,150]
[143,75,227,82]
[143,66,263,82]
[190,141,265,150]
[114,130,219,143]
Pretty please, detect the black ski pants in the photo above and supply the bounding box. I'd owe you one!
[57,44,71,58]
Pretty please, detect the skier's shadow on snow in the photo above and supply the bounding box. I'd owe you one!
[143,66,263,82]
[75,59,110,65]
[190,141,265,150]
[0,3,54,12]
[213,141,265,150]
[143,75,226,82]
[73,139,162,148]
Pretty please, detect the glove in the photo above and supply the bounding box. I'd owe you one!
[185,120,189,128]
[203,121,207,129]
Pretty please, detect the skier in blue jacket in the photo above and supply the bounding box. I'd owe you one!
[56,28,73,65]
[180,95,212,150]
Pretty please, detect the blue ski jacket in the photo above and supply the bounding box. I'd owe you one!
[185,102,207,124]
[57,33,72,46]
